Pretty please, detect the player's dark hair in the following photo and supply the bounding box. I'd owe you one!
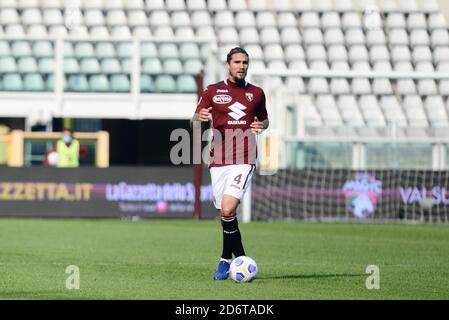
[226,47,249,63]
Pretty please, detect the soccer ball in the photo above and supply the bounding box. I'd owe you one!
[230,256,258,283]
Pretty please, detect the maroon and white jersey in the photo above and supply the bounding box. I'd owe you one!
[195,79,268,167]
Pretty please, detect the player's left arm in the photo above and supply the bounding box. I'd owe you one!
[250,90,269,134]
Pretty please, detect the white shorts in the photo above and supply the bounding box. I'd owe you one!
[210,164,256,210]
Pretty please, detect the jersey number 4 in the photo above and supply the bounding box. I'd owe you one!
[234,174,242,185]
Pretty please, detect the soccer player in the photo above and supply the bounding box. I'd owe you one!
[192,47,269,280]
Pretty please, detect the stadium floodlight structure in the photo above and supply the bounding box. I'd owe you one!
[240,68,449,224]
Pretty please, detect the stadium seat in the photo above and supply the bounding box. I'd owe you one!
[349,45,369,63]
[80,58,101,74]
[0,41,11,56]
[183,59,203,75]
[128,10,148,27]
[32,41,53,58]
[288,60,308,71]
[439,80,449,96]
[412,46,432,62]
[111,26,132,38]
[191,11,212,28]
[428,13,447,29]
[140,74,155,93]
[324,28,345,45]
[104,0,124,10]
[328,45,348,62]
[397,79,417,95]
[372,79,393,95]
[403,95,428,127]
[277,12,297,28]
[370,45,390,62]
[410,29,430,47]
[351,78,371,94]
[228,0,247,11]
[5,24,25,36]
[155,75,177,93]
[75,42,95,59]
[316,94,344,126]
[256,12,276,28]
[424,96,448,127]
[240,28,260,45]
[299,12,320,28]
[101,58,122,74]
[430,29,449,47]
[433,47,449,63]
[303,28,324,45]
[106,10,127,26]
[214,10,235,28]
[176,74,196,93]
[407,13,427,29]
[321,12,341,29]
[331,61,350,71]
[11,41,32,57]
[23,73,45,91]
[280,27,302,45]
[158,43,179,59]
[245,44,264,60]
[110,74,130,92]
[415,61,435,72]
[248,0,267,11]
[171,11,191,28]
[142,58,163,75]
[259,27,280,45]
[394,61,414,72]
[345,29,365,46]
[187,0,207,11]
[330,78,350,94]
[388,29,409,46]
[38,57,54,73]
[342,12,362,29]
[64,58,80,73]
[195,26,216,41]
[308,78,329,94]
[386,13,406,29]
[264,44,284,61]
[0,56,17,73]
[306,45,327,61]
[285,76,306,93]
[145,0,164,10]
[391,46,412,62]
[366,29,387,46]
[49,25,67,36]
[96,42,116,59]
[418,79,438,95]
[17,57,38,73]
[208,0,227,11]
[309,60,328,71]
[125,0,145,10]
[28,25,48,36]
[89,75,110,92]
[42,8,64,26]
[163,59,183,75]
[0,8,20,24]
[84,9,105,27]
[141,42,158,59]
[175,27,195,39]
[2,73,23,91]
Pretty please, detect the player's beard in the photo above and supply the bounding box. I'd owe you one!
[230,71,246,85]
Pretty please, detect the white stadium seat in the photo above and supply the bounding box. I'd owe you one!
[214,11,235,28]
[256,12,276,28]
[351,78,372,94]
[235,11,256,28]
[303,28,324,45]
[324,28,344,45]
[277,12,296,28]
[281,27,302,45]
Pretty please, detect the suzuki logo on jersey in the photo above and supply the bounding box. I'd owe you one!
[227,102,247,124]
[213,94,232,104]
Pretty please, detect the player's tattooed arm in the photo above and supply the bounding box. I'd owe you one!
[250,117,269,134]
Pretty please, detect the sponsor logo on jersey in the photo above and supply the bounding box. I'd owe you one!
[227,102,247,124]
[216,89,229,93]
[245,92,254,102]
[213,94,232,104]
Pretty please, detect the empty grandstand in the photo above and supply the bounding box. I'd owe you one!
[1,0,449,221]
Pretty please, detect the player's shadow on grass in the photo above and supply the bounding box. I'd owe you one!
[259,273,364,280]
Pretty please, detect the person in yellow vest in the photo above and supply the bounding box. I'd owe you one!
[45,129,88,167]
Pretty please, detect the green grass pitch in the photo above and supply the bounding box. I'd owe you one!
[0,218,448,299]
